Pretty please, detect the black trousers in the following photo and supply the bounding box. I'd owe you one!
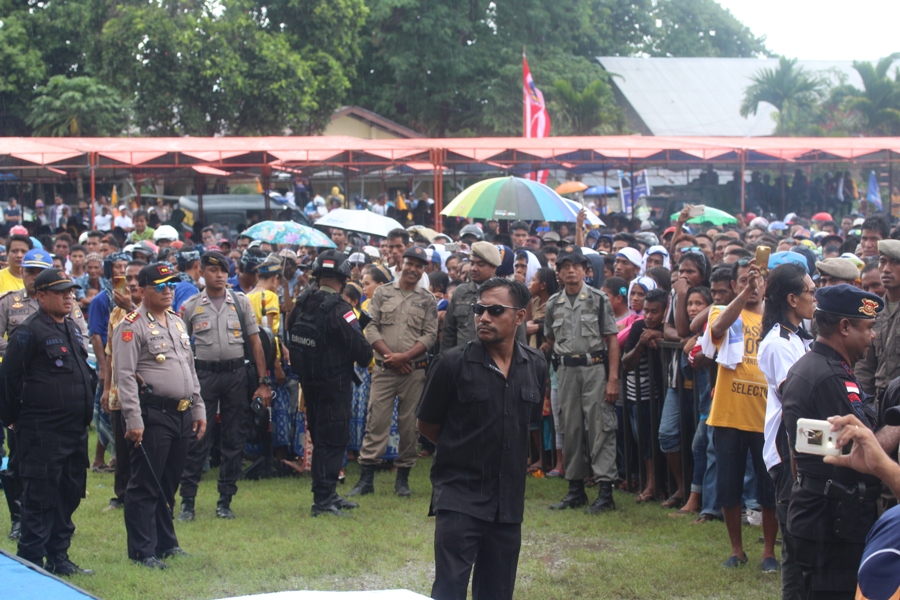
[793,536,864,600]
[16,428,88,565]
[0,427,22,525]
[432,510,521,600]
[125,406,191,560]
[180,369,249,499]
[110,410,132,503]
[304,382,350,509]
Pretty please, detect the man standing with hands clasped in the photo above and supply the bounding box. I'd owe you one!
[417,278,547,600]
[113,263,206,570]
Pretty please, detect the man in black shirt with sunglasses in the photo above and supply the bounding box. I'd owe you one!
[418,278,547,600]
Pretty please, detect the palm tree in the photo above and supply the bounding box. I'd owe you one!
[550,79,623,135]
[26,76,127,137]
[845,53,900,136]
[740,57,824,136]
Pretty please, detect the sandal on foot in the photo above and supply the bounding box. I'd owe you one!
[723,553,748,568]
[691,513,718,524]
[546,469,563,478]
[636,491,655,503]
[661,494,684,508]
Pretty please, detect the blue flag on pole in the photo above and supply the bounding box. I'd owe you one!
[867,171,883,211]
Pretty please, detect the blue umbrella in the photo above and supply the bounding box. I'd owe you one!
[867,171,883,211]
[768,221,788,231]
[584,185,617,196]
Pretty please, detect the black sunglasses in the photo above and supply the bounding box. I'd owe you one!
[472,303,523,316]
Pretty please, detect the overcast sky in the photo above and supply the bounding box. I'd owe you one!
[715,0,900,61]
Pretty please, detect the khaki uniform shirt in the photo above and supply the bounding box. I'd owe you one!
[179,290,258,362]
[365,280,438,362]
[544,283,618,356]
[856,299,900,401]
[105,305,132,411]
[0,290,88,354]
[112,305,204,431]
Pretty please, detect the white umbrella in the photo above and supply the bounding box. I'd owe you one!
[562,198,605,227]
[313,208,404,238]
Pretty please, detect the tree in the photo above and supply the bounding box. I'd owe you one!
[649,0,768,58]
[0,11,46,135]
[740,57,824,136]
[26,75,127,136]
[550,78,623,135]
[844,54,900,136]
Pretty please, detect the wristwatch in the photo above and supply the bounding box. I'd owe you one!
[259,376,273,387]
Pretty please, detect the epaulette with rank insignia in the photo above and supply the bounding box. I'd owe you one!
[124,311,139,323]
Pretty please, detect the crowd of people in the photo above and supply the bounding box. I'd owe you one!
[2,189,900,600]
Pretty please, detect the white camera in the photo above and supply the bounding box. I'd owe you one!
[795,418,842,457]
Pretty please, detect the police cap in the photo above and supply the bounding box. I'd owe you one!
[556,245,590,269]
[201,250,230,269]
[815,258,860,282]
[470,241,501,267]
[34,268,80,292]
[138,262,179,287]
[402,246,429,265]
[879,240,900,262]
[814,283,884,320]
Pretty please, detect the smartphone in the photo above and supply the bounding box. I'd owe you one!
[795,418,842,457]
[687,204,706,218]
[756,245,771,277]
[113,275,127,293]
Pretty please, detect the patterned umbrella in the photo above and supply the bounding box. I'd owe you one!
[242,220,336,248]
[441,176,581,222]
[669,206,737,226]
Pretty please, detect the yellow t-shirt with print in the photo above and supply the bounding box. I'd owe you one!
[706,306,767,433]
[0,268,24,294]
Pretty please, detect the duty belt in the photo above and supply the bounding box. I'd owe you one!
[142,392,192,412]
[560,350,608,367]
[195,358,245,373]
[798,473,882,502]
[375,359,429,371]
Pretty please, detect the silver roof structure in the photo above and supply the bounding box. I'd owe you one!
[597,57,866,137]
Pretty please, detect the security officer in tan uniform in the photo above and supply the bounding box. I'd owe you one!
[0,248,89,354]
[441,241,501,350]
[177,251,272,521]
[543,246,621,515]
[0,249,88,542]
[348,246,438,498]
[113,263,206,570]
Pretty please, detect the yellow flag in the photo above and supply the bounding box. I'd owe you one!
[182,208,195,227]
[396,192,407,211]
[111,186,118,205]
[256,178,264,194]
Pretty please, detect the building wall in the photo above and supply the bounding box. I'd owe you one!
[323,116,404,140]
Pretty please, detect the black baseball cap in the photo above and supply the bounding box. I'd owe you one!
[402,246,429,265]
[138,262,179,286]
[34,268,81,292]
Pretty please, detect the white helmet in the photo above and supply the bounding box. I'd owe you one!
[153,224,179,242]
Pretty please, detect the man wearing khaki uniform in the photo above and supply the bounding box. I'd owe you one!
[349,246,438,498]
[543,246,620,514]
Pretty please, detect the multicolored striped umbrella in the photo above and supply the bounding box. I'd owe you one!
[441,176,581,222]
[242,220,336,248]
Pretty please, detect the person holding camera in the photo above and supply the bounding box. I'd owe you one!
[113,263,207,569]
[177,251,273,522]
[286,250,372,516]
[781,284,889,598]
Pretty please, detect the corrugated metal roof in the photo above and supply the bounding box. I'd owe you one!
[597,57,865,137]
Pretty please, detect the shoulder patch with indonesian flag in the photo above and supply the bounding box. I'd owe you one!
[846,381,862,404]
[343,310,357,324]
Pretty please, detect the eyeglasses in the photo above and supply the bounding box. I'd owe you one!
[151,281,178,293]
[680,247,703,255]
[736,259,751,267]
[472,303,522,316]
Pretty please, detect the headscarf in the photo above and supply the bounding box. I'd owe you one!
[515,249,541,287]
[640,245,670,275]
[584,252,606,290]
[626,275,658,315]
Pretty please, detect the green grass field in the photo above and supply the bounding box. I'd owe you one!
[0,458,781,600]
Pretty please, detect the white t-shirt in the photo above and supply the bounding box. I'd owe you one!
[94,214,112,231]
[758,322,813,471]
[389,265,430,290]
[115,215,133,230]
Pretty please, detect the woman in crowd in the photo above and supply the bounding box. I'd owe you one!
[526,267,560,474]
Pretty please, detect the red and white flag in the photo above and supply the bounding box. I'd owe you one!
[523,53,551,184]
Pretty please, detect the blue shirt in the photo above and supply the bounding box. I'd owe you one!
[88,290,111,344]
[227,275,244,293]
[172,279,200,314]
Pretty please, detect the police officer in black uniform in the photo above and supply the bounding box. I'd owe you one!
[0,269,94,575]
[286,250,372,517]
[782,284,888,599]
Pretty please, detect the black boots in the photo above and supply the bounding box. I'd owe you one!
[395,467,412,497]
[178,497,195,522]
[45,554,94,576]
[549,479,589,510]
[347,465,376,497]
[216,494,235,519]
[585,483,616,515]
